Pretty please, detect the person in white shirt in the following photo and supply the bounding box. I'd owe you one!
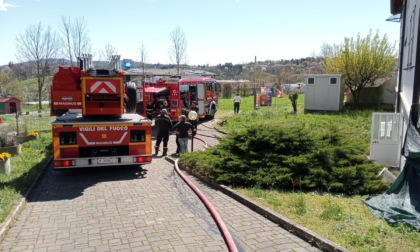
[233,93,241,114]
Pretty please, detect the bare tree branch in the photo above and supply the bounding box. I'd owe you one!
[59,16,92,66]
[102,42,117,68]
[139,42,148,79]
[168,26,187,75]
[15,22,61,111]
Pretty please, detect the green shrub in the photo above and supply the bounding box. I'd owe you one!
[221,83,233,99]
[179,123,388,195]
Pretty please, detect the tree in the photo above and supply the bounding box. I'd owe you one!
[59,16,92,66]
[15,22,61,111]
[325,31,397,106]
[319,42,340,59]
[103,42,117,62]
[168,26,187,75]
[0,71,23,98]
[139,42,148,79]
[276,70,293,84]
[7,61,30,80]
[102,42,117,68]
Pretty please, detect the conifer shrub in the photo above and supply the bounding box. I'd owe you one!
[179,123,388,195]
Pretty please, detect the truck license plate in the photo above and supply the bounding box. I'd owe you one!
[98,158,113,164]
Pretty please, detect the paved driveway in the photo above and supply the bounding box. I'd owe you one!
[0,120,321,251]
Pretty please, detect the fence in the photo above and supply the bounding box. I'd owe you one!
[222,82,279,98]
[0,112,53,146]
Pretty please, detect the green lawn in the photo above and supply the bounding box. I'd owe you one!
[0,132,52,223]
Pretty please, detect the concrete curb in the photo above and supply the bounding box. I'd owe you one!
[0,157,52,241]
[166,134,349,252]
[217,185,349,252]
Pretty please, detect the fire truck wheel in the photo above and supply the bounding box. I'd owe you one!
[126,82,137,113]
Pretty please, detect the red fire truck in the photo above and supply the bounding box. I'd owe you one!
[50,55,152,169]
[137,76,220,121]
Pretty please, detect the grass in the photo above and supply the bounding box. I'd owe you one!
[215,95,420,252]
[0,110,54,133]
[0,132,52,223]
[236,189,420,252]
[0,107,54,224]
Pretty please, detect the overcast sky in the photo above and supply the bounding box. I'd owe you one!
[0,0,401,66]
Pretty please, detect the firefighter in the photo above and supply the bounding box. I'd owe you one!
[154,109,172,156]
[160,100,170,111]
[188,101,199,136]
[146,100,154,120]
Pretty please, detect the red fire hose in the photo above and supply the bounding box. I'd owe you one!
[174,158,238,252]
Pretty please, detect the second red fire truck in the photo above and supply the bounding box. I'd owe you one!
[135,76,221,121]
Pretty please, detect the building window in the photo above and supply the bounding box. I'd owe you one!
[308,78,315,84]
[330,78,337,84]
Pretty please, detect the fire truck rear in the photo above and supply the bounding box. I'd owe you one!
[50,55,152,169]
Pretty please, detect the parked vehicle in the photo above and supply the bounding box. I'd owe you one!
[50,55,152,169]
[136,76,221,122]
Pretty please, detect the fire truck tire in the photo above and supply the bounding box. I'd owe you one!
[126,82,137,113]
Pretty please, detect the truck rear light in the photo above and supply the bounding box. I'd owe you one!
[54,160,74,167]
[134,156,152,163]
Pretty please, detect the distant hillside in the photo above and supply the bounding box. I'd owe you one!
[1,56,325,84]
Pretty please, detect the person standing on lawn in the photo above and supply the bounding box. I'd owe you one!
[234,93,241,114]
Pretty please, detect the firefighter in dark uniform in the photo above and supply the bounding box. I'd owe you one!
[154,109,172,156]
[146,100,154,120]
[188,101,199,136]
[160,100,170,111]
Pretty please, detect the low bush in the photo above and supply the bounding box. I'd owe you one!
[180,123,388,195]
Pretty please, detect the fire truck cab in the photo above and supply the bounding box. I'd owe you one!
[138,76,220,122]
[50,55,152,169]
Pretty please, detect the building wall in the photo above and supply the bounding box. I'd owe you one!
[0,98,22,114]
[399,0,420,119]
[396,0,420,169]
